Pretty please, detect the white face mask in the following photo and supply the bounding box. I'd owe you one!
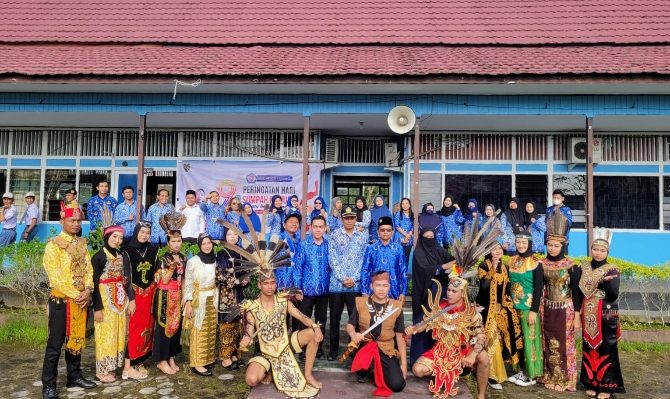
[553,199,563,206]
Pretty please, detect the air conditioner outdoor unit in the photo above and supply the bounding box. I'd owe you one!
[384,142,399,167]
[569,137,602,164]
[325,138,339,163]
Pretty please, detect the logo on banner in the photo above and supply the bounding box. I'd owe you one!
[246,173,293,184]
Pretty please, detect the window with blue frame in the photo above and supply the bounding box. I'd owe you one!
[663,176,669,230]
[445,175,512,212]
[594,176,659,229]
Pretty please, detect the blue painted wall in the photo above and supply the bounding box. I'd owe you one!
[568,230,670,266]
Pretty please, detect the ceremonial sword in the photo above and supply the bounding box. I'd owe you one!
[338,306,401,364]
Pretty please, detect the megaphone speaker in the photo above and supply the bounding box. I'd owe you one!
[387,106,416,134]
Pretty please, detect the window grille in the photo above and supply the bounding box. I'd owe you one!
[216,130,317,160]
[665,136,670,162]
[146,131,178,157]
[80,130,114,157]
[182,130,214,157]
[12,130,42,155]
[0,130,10,155]
[47,130,78,156]
[597,135,658,162]
[516,134,547,161]
[418,133,442,160]
[336,137,388,164]
[444,133,512,160]
[117,130,138,157]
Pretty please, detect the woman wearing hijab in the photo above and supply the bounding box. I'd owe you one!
[307,196,328,227]
[393,197,414,263]
[369,194,392,243]
[92,223,127,383]
[327,197,343,233]
[354,196,371,239]
[579,229,625,399]
[481,204,503,240]
[225,196,242,227]
[266,195,285,236]
[183,234,219,377]
[476,240,523,390]
[418,203,444,245]
[437,194,464,249]
[288,194,301,215]
[122,221,159,380]
[524,201,546,254]
[463,198,484,232]
[153,227,186,375]
[409,227,454,364]
[216,228,246,370]
[500,197,524,255]
[239,202,262,242]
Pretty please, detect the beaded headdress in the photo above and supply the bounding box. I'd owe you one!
[159,211,187,233]
[592,227,612,249]
[546,210,569,243]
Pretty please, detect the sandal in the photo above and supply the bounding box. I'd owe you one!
[122,368,148,380]
[597,394,611,399]
[96,373,116,383]
[586,390,597,398]
[157,363,176,375]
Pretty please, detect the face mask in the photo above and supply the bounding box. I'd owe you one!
[426,209,434,214]
[468,206,477,213]
[553,199,563,206]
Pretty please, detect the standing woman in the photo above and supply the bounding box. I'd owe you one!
[307,196,328,227]
[92,223,128,383]
[418,203,444,245]
[393,197,414,263]
[288,194,301,215]
[183,234,219,377]
[327,197,343,233]
[354,196,371,239]
[216,228,246,370]
[463,198,484,232]
[153,212,187,375]
[476,241,523,390]
[122,221,159,379]
[482,204,504,241]
[239,202,262,238]
[225,196,242,227]
[266,195,285,236]
[523,202,546,254]
[409,227,454,365]
[369,194,392,243]
[539,212,581,392]
[579,228,625,399]
[501,197,524,255]
[437,194,464,249]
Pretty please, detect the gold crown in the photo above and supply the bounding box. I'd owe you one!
[546,211,569,242]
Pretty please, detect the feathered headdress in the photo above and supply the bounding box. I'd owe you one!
[449,211,503,284]
[546,210,569,243]
[592,227,612,249]
[101,206,123,236]
[159,211,187,233]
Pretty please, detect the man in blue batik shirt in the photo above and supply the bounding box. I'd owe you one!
[145,189,175,246]
[86,179,117,229]
[200,190,226,243]
[361,216,407,302]
[112,186,144,247]
[294,215,329,359]
[276,211,303,292]
[327,206,368,361]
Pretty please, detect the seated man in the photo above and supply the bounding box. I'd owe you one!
[346,271,407,396]
[405,277,489,399]
[241,271,322,398]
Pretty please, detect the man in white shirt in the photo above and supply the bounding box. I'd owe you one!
[178,189,205,244]
[21,191,41,242]
[0,192,18,247]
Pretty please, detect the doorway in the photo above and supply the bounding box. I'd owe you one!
[333,176,390,208]
[145,172,177,207]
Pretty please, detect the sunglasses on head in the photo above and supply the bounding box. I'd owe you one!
[138,221,152,228]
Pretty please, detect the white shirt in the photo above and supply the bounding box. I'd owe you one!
[2,205,17,229]
[179,204,205,239]
[21,203,41,225]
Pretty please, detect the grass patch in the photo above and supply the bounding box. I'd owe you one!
[620,341,670,353]
[0,311,48,347]
[621,319,670,331]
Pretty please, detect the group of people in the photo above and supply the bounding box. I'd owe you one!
[0,191,41,246]
[40,184,624,399]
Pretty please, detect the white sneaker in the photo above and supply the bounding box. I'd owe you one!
[515,372,537,387]
[488,380,503,390]
[508,371,523,383]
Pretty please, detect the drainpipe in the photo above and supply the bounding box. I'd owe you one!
[586,117,594,248]
[136,114,146,218]
[412,118,421,244]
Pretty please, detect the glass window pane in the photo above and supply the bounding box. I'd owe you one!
[445,175,512,212]
[553,174,586,228]
[515,175,548,210]
[0,170,6,195]
[9,169,41,217]
[45,169,77,221]
[349,188,360,196]
[664,177,670,230]
[594,176,658,229]
[336,187,348,196]
[79,170,112,221]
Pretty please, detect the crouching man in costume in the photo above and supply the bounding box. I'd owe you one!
[41,207,97,399]
[218,209,322,398]
[345,271,407,396]
[241,272,323,398]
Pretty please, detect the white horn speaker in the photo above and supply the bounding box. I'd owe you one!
[387,106,416,134]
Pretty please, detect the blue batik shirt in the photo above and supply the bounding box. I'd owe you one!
[266,212,284,237]
[327,215,343,234]
[112,200,145,238]
[441,210,464,247]
[145,202,175,245]
[327,228,368,293]
[276,230,301,291]
[295,236,330,297]
[200,203,226,240]
[360,240,407,300]
[226,211,241,227]
[86,195,118,228]
[530,215,547,254]
[393,211,414,247]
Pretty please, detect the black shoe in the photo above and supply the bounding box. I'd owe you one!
[222,362,239,371]
[191,367,213,377]
[234,359,245,366]
[327,352,337,361]
[42,385,59,399]
[357,374,371,384]
[204,363,214,370]
[66,377,96,389]
[316,349,325,360]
